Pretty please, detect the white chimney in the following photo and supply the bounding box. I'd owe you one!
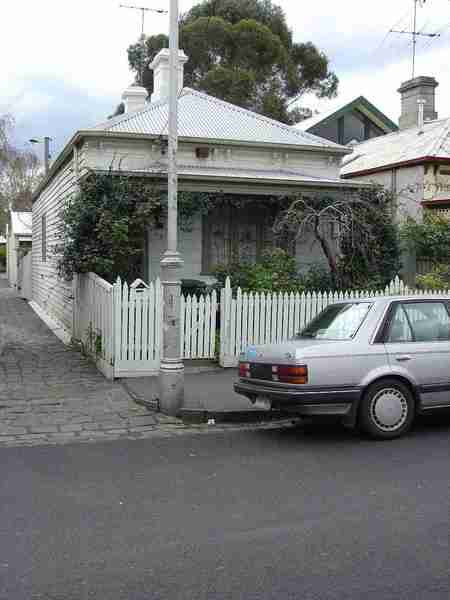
[122,84,148,113]
[149,48,188,103]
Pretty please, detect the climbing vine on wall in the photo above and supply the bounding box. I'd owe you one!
[56,170,285,283]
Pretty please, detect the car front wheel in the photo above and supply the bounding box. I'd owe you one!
[359,379,415,440]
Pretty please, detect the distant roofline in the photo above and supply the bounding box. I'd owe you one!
[302,96,399,135]
[342,155,450,178]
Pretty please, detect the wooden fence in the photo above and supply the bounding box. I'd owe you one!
[73,273,115,379]
[219,276,450,367]
[74,274,218,378]
[74,273,450,377]
[180,291,218,359]
[113,279,163,378]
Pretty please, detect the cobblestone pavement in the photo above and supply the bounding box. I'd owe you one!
[0,280,292,447]
[0,280,191,447]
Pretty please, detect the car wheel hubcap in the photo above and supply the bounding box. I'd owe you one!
[370,388,408,432]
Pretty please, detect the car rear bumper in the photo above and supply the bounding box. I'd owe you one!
[234,380,361,417]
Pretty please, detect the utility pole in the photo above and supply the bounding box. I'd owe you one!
[158,0,184,415]
[120,4,168,85]
[389,0,440,79]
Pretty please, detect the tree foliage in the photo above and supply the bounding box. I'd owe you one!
[57,172,163,283]
[274,187,402,290]
[213,247,302,293]
[401,212,450,265]
[127,0,338,124]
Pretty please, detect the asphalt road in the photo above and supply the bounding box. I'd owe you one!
[1,415,450,600]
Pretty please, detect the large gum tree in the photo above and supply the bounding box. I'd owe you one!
[125,0,338,125]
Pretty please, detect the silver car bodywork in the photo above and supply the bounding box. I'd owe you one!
[234,295,450,425]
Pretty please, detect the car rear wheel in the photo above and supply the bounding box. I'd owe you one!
[359,379,415,440]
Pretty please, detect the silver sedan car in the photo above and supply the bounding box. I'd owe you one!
[234,296,450,439]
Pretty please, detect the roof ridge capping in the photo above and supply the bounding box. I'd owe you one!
[183,87,349,152]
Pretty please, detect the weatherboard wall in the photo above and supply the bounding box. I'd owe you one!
[32,157,77,333]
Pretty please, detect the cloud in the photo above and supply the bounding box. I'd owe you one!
[5,78,116,155]
[1,0,449,158]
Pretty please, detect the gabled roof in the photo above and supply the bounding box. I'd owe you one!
[341,118,450,177]
[297,96,398,135]
[10,212,32,237]
[92,88,349,154]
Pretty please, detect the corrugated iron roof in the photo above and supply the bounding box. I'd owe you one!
[341,118,450,176]
[10,212,32,237]
[114,163,365,189]
[92,88,349,152]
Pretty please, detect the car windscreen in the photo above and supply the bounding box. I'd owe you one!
[297,302,373,340]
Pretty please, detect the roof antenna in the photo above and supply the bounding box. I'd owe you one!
[389,0,440,79]
[120,4,168,86]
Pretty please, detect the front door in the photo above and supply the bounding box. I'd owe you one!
[384,300,450,408]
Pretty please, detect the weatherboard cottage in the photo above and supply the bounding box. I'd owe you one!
[32,48,362,337]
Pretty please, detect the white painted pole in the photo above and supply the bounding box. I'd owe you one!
[158,0,184,415]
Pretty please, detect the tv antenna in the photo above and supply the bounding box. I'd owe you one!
[389,0,440,78]
[120,4,168,84]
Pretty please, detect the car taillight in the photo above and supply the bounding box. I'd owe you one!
[239,362,251,378]
[273,365,308,384]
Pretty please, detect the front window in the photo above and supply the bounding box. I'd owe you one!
[297,302,372,341]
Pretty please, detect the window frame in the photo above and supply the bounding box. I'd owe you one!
[376,299,450,344]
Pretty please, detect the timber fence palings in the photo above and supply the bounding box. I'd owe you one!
[73,273,114,379]
[74,273,450,376]
[217,275,450,367]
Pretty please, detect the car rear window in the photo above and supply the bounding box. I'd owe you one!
[297,302,372,340]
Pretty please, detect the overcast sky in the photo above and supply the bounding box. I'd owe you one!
[2,0,450,157]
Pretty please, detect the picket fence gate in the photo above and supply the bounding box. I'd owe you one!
[74,273,218,378]
[74,273,450,378]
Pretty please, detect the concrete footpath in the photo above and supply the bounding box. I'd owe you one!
[124,368,285,423]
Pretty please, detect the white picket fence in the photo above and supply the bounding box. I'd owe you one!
[74,272,450,377]
[112,278,163,377]
[219,275,450,367]
[180,290,218,359]
[74,272,115,379]
[74,273,218,378]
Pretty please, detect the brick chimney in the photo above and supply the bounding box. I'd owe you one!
[149,48,188,103]
[398,76,438,130]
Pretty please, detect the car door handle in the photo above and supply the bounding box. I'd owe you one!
[395,355,412,362]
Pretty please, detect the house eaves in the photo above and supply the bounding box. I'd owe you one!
[32,129,351,203]
[92,164,372,190]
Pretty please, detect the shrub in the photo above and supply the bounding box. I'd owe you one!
[212,248,303,293]
[416,264,450,290]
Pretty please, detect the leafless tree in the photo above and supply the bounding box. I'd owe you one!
[273,187,398,287]
[0,114,43,232]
